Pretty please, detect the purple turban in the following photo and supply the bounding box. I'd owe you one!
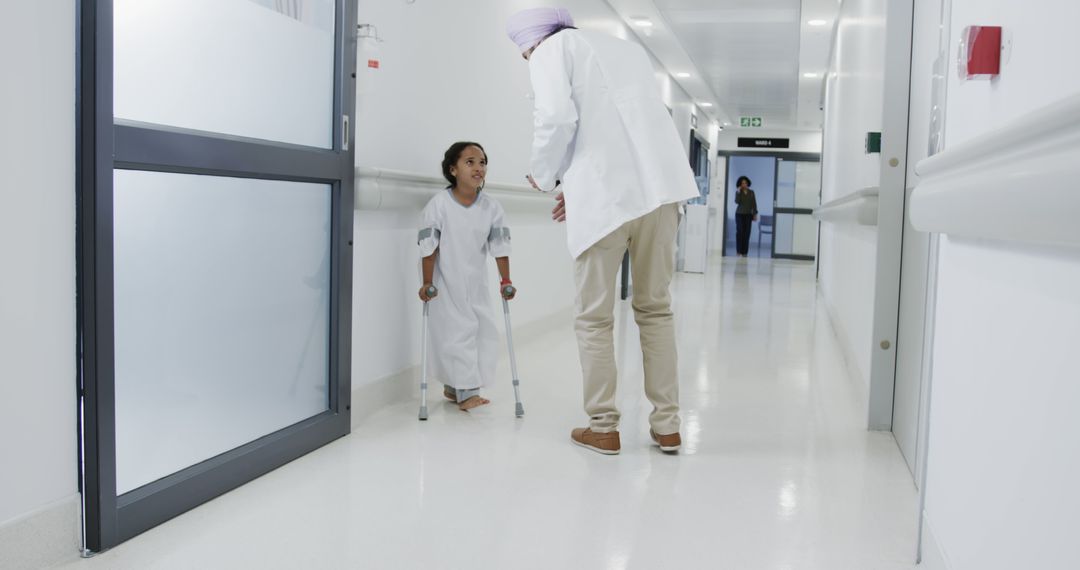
[506,7,575,53]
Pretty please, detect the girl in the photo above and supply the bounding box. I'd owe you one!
[417,142,515,411]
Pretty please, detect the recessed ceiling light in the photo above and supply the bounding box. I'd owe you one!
[699,102,713,108]
[808,19,828,26]
[676,72,692,78]
[803,72,819,78]
[631,17,654,28]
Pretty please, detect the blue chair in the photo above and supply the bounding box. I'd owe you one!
[758,214,774,252]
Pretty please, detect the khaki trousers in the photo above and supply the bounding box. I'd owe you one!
[574,203,681,435]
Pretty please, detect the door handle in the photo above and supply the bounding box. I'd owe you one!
[342,114,350,151]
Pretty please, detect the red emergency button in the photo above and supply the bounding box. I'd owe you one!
[958,26,1002,80]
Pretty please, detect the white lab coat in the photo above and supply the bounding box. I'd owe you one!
[418,190,512,391]
[528,29,700,258]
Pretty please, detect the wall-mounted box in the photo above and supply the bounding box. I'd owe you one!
[866,132,882,154]
[958,25,1002,80]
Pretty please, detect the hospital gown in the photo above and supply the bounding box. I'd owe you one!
[418,190,512,395]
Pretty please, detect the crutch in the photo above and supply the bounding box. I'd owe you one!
[501,285,525,418]
[418,285,438,421]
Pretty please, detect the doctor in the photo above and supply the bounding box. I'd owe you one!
[507,7,700,455]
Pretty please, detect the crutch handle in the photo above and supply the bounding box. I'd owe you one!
[501,284,516,298]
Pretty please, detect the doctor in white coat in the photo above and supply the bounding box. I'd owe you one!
[507,7,700,455]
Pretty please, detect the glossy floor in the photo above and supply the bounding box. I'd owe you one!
[62,257,919,570]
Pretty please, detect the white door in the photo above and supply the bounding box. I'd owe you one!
[893,188,931,476]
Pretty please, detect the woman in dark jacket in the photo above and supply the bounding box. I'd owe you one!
[733,176,759,257]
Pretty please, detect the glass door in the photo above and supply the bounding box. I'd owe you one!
[77,0,356,552]
[772,159,820,260]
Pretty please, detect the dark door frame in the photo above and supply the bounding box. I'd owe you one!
[76,0,357,553]
[717,150,821,258]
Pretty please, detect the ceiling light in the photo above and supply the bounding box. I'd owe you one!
[676,72,692,78]
[631,17,654,28]
[808,19,828,26]
[803,72,819,78]
[699,102,713,108]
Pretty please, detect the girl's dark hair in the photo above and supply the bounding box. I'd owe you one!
[442,141,487,188]
[736,176,752,188]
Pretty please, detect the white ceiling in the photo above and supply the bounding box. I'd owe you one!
[608,0,840,131]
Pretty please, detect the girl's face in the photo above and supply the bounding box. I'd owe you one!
[450,145,487,191]
[739,180,749,190]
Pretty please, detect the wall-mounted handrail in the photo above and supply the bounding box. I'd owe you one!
[355,166,551,212]
[911,92,1080,247]
[813,187,879,226]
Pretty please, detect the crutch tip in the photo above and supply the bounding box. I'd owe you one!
[418,406,429,421]
[515,403,525,417]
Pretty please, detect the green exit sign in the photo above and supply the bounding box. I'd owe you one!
[740,117,763,128]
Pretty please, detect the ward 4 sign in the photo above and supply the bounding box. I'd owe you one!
[740,117,763,127]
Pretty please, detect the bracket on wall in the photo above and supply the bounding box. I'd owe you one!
[357,24,384,42]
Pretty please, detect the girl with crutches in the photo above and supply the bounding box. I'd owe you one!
[418,142,515,412]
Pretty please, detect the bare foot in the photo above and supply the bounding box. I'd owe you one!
[458,396,490,411]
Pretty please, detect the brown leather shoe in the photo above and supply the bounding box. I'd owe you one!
[570,428,621,455]
[650,429,682,452]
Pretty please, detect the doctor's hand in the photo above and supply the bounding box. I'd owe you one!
[552,191,567,223]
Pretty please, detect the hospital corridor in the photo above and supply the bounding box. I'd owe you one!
[51,259,918,569]
[2,1,1078,569]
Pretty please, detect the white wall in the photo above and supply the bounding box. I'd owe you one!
[918,1,1080,568]
[354,0,704,187]
[351,0,705,389]
[817,0,887,392]
[0,0,79,530]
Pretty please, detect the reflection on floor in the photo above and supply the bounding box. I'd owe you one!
[724,240,773,258]
[63,257,918,570]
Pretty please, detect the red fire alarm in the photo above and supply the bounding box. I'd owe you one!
[958,26,1002,80]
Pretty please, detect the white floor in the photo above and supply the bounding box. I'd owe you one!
[60,257,919,570]
[724,239,772,259]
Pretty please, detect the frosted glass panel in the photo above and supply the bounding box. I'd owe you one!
[774,215,818,257]
[777,161,821,208]
[775,214,794,253]
[113,170,331,494]
[777,161,796,206]
[792,215,818,256]
[794,162,822,208]
[114,0,336,148]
